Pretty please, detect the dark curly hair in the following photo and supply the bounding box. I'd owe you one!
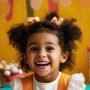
[7,19,82,72]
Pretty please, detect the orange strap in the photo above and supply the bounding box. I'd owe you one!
[22,75,33,90]
[22,73,70,90]
[58,73,70,90]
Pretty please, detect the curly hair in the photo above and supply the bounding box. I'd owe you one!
[7,19,82,72]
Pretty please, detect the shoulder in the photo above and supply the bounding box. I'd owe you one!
[22,74,33,82]
[10,75,33,90]
[67,73,86,90]
[22,75,33,90]
[60,72,71,83]
[61,72,70,78]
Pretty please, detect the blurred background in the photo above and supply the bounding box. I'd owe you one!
[0,0,90,84]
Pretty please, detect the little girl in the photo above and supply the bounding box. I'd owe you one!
[7,16,86,90]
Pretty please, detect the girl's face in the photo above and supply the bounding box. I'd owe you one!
[25,32,68,82]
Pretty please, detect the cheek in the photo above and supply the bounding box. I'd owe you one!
[50,53,61,64]
[52,52,61,65]
[52,52,61,61]
[26,54,35,70]
[27,59,34,71]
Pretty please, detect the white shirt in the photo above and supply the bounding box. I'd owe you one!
[33,72,61,90]
[10,72,86,90]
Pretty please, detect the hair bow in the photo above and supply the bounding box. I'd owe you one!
[25,16,64,25]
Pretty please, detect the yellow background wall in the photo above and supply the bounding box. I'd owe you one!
[0,0,90,83]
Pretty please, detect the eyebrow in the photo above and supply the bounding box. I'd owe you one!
[27,42,56,47]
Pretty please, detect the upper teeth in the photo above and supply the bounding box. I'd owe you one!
[36,61,48,65]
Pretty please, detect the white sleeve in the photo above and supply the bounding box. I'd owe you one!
[10,77,22,90]
[67,73,86,90]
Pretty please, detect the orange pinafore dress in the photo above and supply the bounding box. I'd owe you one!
[22,73,70,90]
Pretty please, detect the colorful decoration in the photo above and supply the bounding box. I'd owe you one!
[0,0,13,20]
[48,0,59,13]
[30,0,42,10]
[0,60,25,83]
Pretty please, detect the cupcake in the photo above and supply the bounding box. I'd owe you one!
[0,60,25,82]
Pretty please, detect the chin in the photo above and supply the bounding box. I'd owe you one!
[35,71,50,77]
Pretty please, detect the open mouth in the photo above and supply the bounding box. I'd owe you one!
[35,61,51,66]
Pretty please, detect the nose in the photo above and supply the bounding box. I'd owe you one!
[38,49,47,58]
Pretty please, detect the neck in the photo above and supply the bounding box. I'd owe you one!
[34,71,59,83]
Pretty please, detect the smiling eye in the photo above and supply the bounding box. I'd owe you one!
[46,47,54,52]
[30,47,38,52]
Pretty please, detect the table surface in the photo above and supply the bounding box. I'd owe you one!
[86,84,90,90]
[0,84,12,90]
[0,84,90,90]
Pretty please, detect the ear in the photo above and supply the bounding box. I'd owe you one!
[60,51,69,63]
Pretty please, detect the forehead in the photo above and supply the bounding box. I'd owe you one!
[27,32,59,46]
